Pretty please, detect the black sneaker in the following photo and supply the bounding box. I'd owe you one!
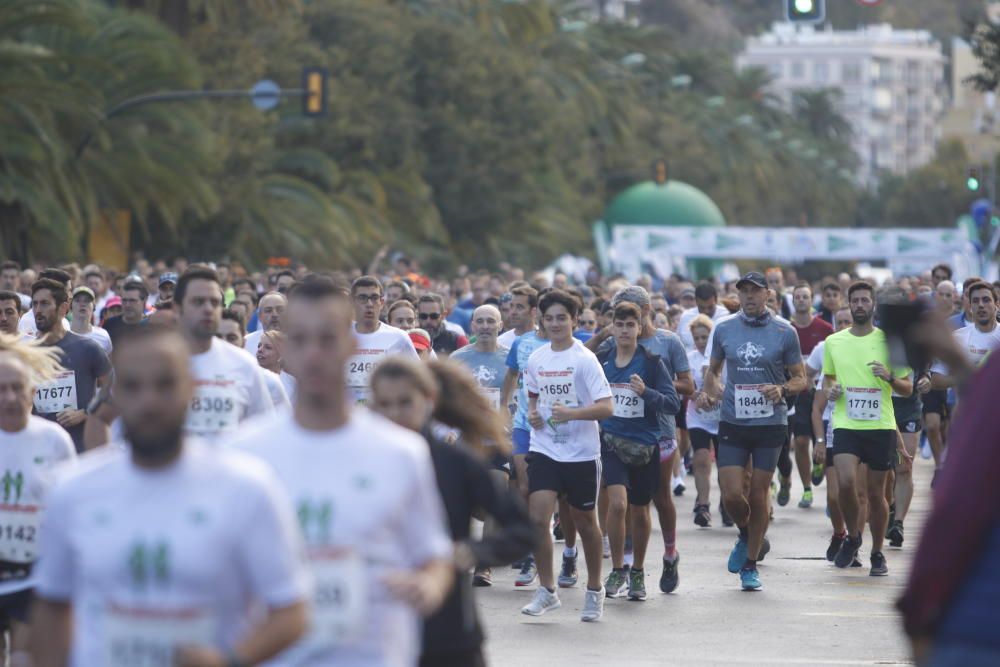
[835,533,863,569]
[757,536,771,562]
[887,521,904,548]
[719,501,734,527]
[659,554,679,593]
[826,533,846,562]
[472,567,493,587]
[693,504,711,528]
[552,515,564,542]
[870,551,888,577]
[557,551,578,588]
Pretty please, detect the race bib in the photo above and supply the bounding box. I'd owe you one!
[103,606,214,667]
[347,351,382,390]
[482,387,502,410]
[0,505,40,563]
[310,549,368,649]
[734,384,774,419]
[33,371,76,414]
[845,387,881,421]
[610,384,644,419]
[537,373,578,409]
[185,381,240,436]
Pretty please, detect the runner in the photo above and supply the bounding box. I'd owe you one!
[520,289,613,621]
[788,283,833,509]
[101,279,148,346]
[0,263,29,312]
[31,325,310,667]
[30,278,111,453]
[226,278,454,666]
[348,276,418,406]
[0,336,76,666]
[698,272,806,591]
[18,270,71,339]
[175,266,273,441]
[930,280,1000,389]
[823,281,912,576]
[388,300,417,331]
[686,314,722,527]
[68,286,112,355]
[677,282,729,352]
[597,302,680,601]
[369,357,532,667]
[244,291,287,355]
[498,286,538,349]
[816,282,843,326]
[417,294,468,357]
[887,369,929,549]
[217,311,289,411]
[0,292,23,339]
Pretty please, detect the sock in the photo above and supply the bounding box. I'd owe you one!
[563,546,577,558]
[742,559,757,571]
[803,485,811,492]
[631,567,643,573]
[663,530,677,559]
[738,525,749,540]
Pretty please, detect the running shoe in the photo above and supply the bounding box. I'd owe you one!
[919,433,932,460]
[552,514,564,542]
[887,503,896,531]
[515,557,537,587]
[777,482,791,507]
[604,568,629,598]
[870,551,888,577]
[628,567,647,601]
[811,463,825,487]
[851,556,863,568]
[728,537,749,573]
[887,521,904,548]
[834,534,863,569]
[740,567,762,591]
[798,489,814,509]
[673,477,686,496]
[521,587,561,616]
[719,501,734,527]
[757,536,771,562]
[557,551,578,588]
[581,587,606,622]
[660,554,679,593]
[473,567,493,587]
[826,533,846,562]
[693,504,711,527]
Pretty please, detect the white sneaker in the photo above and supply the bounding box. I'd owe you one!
[521,587,561,616]
[602,534,611,558]
[581,587,606,622]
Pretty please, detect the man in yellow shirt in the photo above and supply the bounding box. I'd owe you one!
[823,281,912,577]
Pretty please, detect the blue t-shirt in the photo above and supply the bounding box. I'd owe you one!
[506,332,546,431]
[598,345,680,446]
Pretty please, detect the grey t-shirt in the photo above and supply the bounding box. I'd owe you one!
[598,329,690,439]
[451,345,509,409]
[710,314,802,427]
[36,332,111,452]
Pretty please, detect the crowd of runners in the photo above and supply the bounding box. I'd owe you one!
[0,254,996,666]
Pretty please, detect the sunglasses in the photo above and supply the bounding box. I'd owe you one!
[419,313,441,320]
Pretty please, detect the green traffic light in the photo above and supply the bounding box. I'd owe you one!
[795,0,815,12]
[968,177,981,191]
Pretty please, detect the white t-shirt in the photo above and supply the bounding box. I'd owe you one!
[226,409,452,667]
[444,319,466,337]
[806,341,834,421]
[78,327,112,355]
[244,329,264,356]
[349,323,418,406]
[0,416,76,595]
[930,324,1000,375]
[525,339,612,462]
[279,371,297,405]
[187,339,273,442]
[678,305,730,351]
[34,442,310,667]
[685,348,719,434]
[497,328,520,349]
[259,368,290,410]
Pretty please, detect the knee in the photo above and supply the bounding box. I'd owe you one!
[748,487,769,507]
[607,496,628,518]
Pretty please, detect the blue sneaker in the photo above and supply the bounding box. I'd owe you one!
[728,537,748,573]
[740,567,762,591]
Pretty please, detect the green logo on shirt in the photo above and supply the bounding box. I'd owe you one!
[127,540,170,588]
[297,499,333,544]
[2,470,24,504]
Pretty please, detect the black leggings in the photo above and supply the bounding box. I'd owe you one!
[777,432,793,479]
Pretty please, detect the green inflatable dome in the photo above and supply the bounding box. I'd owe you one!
[602,180,726,279]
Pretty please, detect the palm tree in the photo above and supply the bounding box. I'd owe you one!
[791,88,853,142]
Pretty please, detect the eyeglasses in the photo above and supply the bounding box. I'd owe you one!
[354,294,381,304]
[418,313,441,320]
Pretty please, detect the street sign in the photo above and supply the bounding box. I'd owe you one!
[250,79,281,111]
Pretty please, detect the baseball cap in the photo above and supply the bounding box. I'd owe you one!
[409,329,432,352]
[610,285,651,308]
[159,272,178,286]
[71,286,95,301]
[736,272,767,289]
[680,287,696,298]
[104,296,122,309]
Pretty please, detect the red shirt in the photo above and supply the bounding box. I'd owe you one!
[792,316,833,355]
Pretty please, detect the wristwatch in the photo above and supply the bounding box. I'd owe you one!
[816,437,826,445]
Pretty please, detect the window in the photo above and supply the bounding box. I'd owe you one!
[813,62,828,83]
[842,63,861,84]
[791,61,804,79]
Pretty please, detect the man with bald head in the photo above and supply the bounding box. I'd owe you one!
[244,291,287,355]
[451,304,512,585]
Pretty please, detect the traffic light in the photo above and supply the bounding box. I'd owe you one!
[302,67,328,117]
[652,158,669,185]
[785,0,825,24]
[967,166,982,192]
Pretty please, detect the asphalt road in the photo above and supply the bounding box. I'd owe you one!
[477,457,931,666]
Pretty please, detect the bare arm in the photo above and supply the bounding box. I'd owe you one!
[811,391,828,465]
[673,371,694,397]
[383,558,454,617]
[501,368,518,410]
[702,357,724,403]
[585,326,612,353]
[784,362,808,396]
[30,599,72,667]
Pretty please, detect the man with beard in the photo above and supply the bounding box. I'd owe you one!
[417,294,468,357]
[30,279,110,453]
[823,281,912,577]
[31,325,310,667]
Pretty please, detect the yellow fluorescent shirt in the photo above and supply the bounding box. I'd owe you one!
[822,327,910,431]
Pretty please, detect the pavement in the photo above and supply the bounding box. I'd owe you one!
[478,457,932,666]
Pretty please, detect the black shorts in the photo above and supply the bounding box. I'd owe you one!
[675,399,688,430]
[601,448,660,506]
[716,422,787,472]
[832,429,896,472]
[896,417,922,434]
[791,390,815,438]
[0,588,32,629]
[491,452,512,476]
[689,428,717,452]
[527,452,601,511]
[921,389,949,417]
